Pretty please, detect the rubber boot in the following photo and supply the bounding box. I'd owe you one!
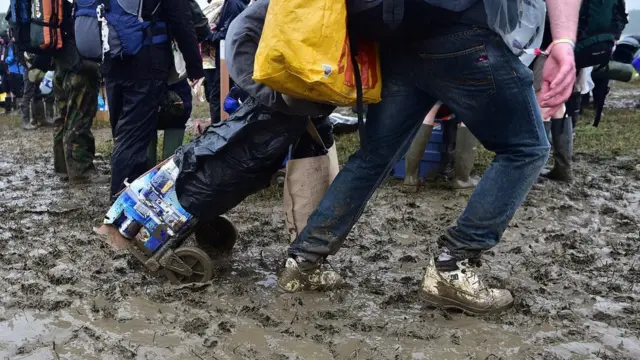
[41,100,56,127]
[544,121,552,144]
[539,121,553,178]
[403,124,433,191]
[12,98,21,116]
[32,99,46,126]
[162,128,185,160]
[21,116,37,130]
[542,117,573,182]
[147,134,158,170]
[451,126,479,189]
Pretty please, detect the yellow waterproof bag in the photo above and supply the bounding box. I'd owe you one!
[253,0,382,106]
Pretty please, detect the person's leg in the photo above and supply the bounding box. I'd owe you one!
[12,73,23,114]
[20,68,37,130]
[280,46,434,292]
[147,133,158,169]
[541,104,572,181]
[61,68,102,182]
[105,79,124,138]
[162,80,191,160]
[403,103,439,189]
[52,70,69,180]
[415,26,549,313]
[110,79,167,198]
[204,69,220,123]
[209,67,221,123]
[451,122,479,190]
[44,93,55,124]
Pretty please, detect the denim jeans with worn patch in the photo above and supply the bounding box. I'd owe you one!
[289,25,550,262]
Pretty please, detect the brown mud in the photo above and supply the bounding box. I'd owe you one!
[1,120,639,360]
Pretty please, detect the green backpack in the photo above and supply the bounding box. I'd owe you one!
[574,0,627,69]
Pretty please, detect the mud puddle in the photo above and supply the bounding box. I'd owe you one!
[1,120,639,359]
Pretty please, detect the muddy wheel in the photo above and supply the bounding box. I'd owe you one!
[164,246,214,284]
[195,216,238,254]
[270,169,286,186]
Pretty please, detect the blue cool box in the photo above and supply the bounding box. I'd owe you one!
[105,160,195,253]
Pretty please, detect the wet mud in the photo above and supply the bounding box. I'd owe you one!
[1,120,639,360]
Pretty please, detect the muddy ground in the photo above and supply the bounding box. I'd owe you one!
[1,108,639,360]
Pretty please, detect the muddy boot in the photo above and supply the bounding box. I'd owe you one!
[421,257,513,314]
[542,117,573,182]
[69,166,110,185]
[162,128,185,160]
[32,100,46,126]
[539,121,553,179]
[21,117,37,130]
[12,98,21,116]
[147,135,158,169]
[38,101,56,127]
[403,124,433,191]
[451,126,479,190]
[278,257,342,292]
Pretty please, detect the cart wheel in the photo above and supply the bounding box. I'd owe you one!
[271,169,286,186]
[164,246,214,284]
[195,216,238,254]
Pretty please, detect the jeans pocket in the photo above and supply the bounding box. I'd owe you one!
[420,44,496,105]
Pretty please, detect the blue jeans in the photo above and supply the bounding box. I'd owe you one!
[290,25,550,263]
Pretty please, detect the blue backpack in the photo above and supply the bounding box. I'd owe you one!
[74,0,169,60]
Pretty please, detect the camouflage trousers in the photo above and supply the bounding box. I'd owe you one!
[53,68,99,179]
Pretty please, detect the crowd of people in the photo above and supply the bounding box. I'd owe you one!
[2,0,630,316]
[0,34,55,129]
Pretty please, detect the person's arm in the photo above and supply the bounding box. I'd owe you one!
[538,0,581,111]
[164,0,205,80]
[547,0,580,43]
[188,0,213,43]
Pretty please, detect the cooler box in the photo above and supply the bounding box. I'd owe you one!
[393,121,447,180]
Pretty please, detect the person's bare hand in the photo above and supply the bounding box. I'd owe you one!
[536,91,565,119]
[539,43,576,109]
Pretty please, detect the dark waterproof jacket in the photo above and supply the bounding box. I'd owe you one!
[190,0,213,43]
[102,0,204,81]
[211,0,250,44]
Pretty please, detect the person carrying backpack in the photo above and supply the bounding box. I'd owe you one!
[276,0,579,315]
[75,0,205,199]
[204,0,249,124]
[8,0,107,182]
[5,36,25,119]
[147,0,215,169]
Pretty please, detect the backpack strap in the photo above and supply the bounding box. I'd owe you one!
[347,32,366,151]
[144,1,168,46]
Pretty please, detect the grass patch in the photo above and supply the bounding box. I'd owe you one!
[573,108,640,156]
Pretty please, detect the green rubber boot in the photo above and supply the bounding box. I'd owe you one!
[403,124,433,191]
[542,117,573,182]
[147,134,158,169]
[162,128,186,160]
[451,126,479,190]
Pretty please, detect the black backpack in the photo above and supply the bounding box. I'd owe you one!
[574,0,628,69]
